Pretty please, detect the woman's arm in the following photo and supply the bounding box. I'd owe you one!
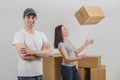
[74,39,94,54]
[59,47,84,62]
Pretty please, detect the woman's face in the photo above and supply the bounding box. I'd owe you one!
[61,26,69,37]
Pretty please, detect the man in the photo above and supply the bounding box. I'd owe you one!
[13,8,53,80]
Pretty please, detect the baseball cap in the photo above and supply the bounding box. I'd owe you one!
[23,8,37,17]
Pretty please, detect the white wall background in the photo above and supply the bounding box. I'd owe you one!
[0,0,120,80]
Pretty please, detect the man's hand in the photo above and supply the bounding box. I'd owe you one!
[20,48,33,55]
[42,42,51,50]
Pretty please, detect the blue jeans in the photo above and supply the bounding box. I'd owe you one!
[18,75,43,80]
[60,65,81,80]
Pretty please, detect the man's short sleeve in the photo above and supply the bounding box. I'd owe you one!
[12,32,24,46]
[41,32,48,42]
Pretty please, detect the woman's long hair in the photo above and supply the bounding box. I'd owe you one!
[54,25,63,48]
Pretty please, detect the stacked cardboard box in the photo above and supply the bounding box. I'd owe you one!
[77,55,106,80]
[43,54,63,80]
[75,6,105,25]
[91,65,106,80]
[43,54,80,80]
[78,67,86,80]
[78,56,101,68]
[43,54,106,80]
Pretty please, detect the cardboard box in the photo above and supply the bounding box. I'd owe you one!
[75,6,105,25]
[91,65,106,80]
[43,54,63,80]
[78,55,101,68]
[76,61,78,69]
[78,67,86,80]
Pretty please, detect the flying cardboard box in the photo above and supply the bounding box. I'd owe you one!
[75,6,105,25]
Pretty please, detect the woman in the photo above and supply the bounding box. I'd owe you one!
[54,25,94,80]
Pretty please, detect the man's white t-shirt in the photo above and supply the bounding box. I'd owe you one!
[13,29,48,77]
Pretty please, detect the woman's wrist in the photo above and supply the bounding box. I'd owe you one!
[83,43,88,48]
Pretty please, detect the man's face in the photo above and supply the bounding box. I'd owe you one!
[23,14,37,28]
